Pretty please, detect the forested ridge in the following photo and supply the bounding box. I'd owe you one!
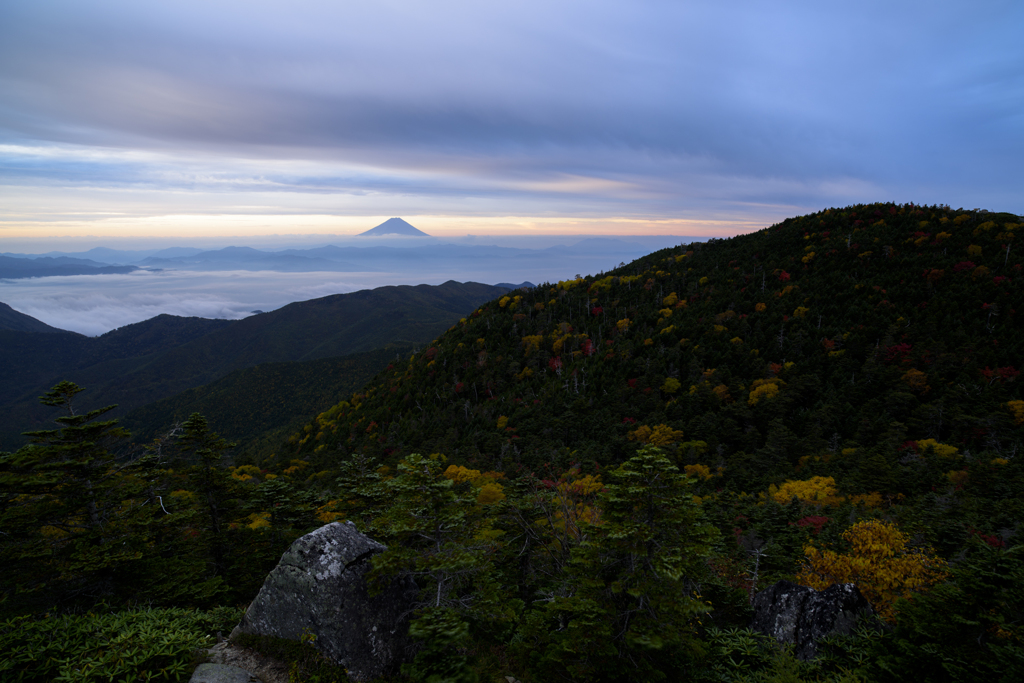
[295,202,1023,480]
[121,346,415,459]
[0,280,511,450]
[3,203,1024,682]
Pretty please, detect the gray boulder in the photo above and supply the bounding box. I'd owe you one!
[751,580,874,659]
[189,663,260,683]
[231,521,418,681]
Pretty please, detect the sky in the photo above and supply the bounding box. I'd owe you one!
[1,0,1021,249]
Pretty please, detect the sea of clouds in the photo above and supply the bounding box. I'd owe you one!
[1,270,418,336]
[1,235,679,336]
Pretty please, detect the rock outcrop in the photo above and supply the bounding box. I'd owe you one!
[189,663,260,683]
[231,522,418,681]
[750,580,874,659]
[203,641,288,683]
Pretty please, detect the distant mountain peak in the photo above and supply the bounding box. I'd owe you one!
[357,218,430,237]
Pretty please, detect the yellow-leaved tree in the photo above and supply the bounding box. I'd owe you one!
[748,378,784,406]
[1008,399,1024,425]
[769,476,843,506]
[628,423,686,446]
[442,464,507,506]
[796,519,949,621]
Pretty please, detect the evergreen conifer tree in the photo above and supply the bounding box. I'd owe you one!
[525,446,717,681]
[0,382,150,612]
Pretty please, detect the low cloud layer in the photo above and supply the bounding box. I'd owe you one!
[3,249,623,335]
[2,271,370,335]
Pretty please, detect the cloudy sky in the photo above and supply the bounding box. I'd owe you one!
[1,0,1021,249]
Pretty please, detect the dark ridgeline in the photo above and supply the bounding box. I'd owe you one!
[0,301,75,334]
[0,281,515,451]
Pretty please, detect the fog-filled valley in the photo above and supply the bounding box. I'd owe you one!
[1,231,692,336]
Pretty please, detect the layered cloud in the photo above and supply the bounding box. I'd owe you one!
[1,0,1021,239]
[1,270,366,335]
[3,242,650,335]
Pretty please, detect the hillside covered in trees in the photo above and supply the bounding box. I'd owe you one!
[0,280,512,450]
[295,203,1022,482]
[2,203,1023,682]
[120,346,416,459]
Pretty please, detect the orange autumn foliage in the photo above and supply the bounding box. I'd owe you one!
[796,519,949,621]
[768,476,843,506]
[627,424,686,446]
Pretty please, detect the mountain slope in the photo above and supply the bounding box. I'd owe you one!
[357,217,430,236]
[0,302,73,334]
[0,315,232,393]
[0,315,236,449]
[290,204,1024,501]
[121,281,512,386]
[120,346,413,458]
[0,281,514,450]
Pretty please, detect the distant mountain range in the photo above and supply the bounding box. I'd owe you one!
[1,239,654,276]
[0,254,139,279]
[134,246,374,273]
[0,280,516,451]
[2,226,667,279]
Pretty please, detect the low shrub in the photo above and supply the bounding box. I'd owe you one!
[0,606,240,683]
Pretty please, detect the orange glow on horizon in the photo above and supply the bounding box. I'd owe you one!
[0,213,769,243]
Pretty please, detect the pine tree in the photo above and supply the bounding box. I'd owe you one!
[175,412,237,577]
[366,453,500,615]
[528,446,717,681]
[0,382,150,612]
